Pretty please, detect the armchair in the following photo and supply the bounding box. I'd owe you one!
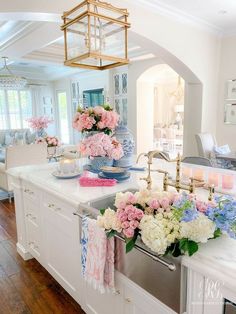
[0,143,47,202]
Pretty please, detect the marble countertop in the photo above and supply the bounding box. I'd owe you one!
[182,236,236,291]
[7,159,236,291]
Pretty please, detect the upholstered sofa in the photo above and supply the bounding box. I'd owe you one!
[0,128,35,147]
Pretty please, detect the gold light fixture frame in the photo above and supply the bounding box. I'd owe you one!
[61,0,130,70]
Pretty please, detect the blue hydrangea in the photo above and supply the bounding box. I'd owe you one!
[206,195,236,239]
[172,192,198,222]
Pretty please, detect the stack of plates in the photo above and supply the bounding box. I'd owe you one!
[99,166,131,182]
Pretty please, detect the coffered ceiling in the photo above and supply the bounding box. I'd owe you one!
[0,0,236,81]
[0,18,154,81]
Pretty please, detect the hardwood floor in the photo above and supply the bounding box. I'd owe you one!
[0,199,85,314]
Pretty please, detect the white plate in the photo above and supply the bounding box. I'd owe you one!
[52,170,82,179]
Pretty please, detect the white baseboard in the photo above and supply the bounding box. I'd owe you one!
[16,242,33,260]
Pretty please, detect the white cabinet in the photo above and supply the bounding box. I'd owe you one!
[12,178,178,314]
[42,193,82,303]
[83,271,176,314]
[83,273,123,314]
[23,181,42,262]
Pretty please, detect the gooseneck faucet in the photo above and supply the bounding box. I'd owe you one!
[136,150,170,190]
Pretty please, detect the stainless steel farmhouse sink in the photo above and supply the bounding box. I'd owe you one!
[78,189,186,313]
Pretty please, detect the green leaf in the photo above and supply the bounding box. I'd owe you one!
[166,242,182,257]
[125,238,136,253]
[213,228,222,239]
[99,208,106,215]
[179,238,198,256]
[125,232,139,253]
[106,230,117,239]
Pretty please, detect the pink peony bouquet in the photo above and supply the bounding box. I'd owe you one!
[72,105,119,134]
[35,136,60,147]
[79,133,123,160]
[27,116,53,130]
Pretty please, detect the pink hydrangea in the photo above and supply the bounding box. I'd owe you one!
[97,110,119,130]
[72,105,120,133]
[78,133,123,160]
[73,112,95,132]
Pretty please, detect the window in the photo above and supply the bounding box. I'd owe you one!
[83,89,104,107]
[57,91,70,144]
[0,89,32,130]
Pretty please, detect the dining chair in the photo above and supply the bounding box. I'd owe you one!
[0,143,47,202]
[182,156,213,167]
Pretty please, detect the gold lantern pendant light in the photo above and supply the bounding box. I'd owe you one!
[61,0,130,70]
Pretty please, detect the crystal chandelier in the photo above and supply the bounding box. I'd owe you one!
[61,0,130,70]
[170,76,184,102]
[0,57,27,89]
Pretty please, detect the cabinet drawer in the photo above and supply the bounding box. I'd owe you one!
[26,219,41,260]
[43,193,75,225]
[23,182,39,202]
[24,198,39,226]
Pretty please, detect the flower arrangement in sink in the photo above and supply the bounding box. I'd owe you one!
[72,104,119,135]
[97,190,236,257]
[27,116,53,137]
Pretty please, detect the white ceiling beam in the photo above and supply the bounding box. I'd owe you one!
[1,22,62,59]
[0,12,61,23]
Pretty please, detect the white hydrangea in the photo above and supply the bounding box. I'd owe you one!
[139,213,180,255]
[97,208,122,232]
[180,213,215,243]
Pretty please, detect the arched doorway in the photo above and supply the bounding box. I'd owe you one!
[127,32,203,156]
[137,64,184,159]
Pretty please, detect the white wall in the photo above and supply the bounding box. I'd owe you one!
[111,0,221,155]
[217,35,236,151]
[29,80,56,135]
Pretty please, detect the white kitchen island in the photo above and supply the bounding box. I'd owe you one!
[7,162,236,314]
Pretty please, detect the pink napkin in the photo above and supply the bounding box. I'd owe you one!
[84,218,115,293]
[79,173,117,187]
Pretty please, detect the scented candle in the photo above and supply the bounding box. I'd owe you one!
[182,167,192,179]
[193,168,204,181]
[222,174,234,190]
[208,172,219,187]
[59,159,76,174]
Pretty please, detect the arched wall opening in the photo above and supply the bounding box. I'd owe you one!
[136,64,185,158]
[127,31,203,156]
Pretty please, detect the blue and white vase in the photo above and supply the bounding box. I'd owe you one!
[113,125,135,168]
[36,128,46,138]
[90,156,113,172]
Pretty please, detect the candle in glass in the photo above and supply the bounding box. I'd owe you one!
[182,167,192,180]
[222,174,234,190]
[59,159,76,174]
[193,168,204,181]
[208,172,219,187]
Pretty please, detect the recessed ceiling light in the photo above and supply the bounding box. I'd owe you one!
[218,10,227,15]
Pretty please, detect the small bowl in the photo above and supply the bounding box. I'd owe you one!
[100,166,126,178]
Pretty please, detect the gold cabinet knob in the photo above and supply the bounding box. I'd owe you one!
[125,297,132,303]
[114,290,121,295]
